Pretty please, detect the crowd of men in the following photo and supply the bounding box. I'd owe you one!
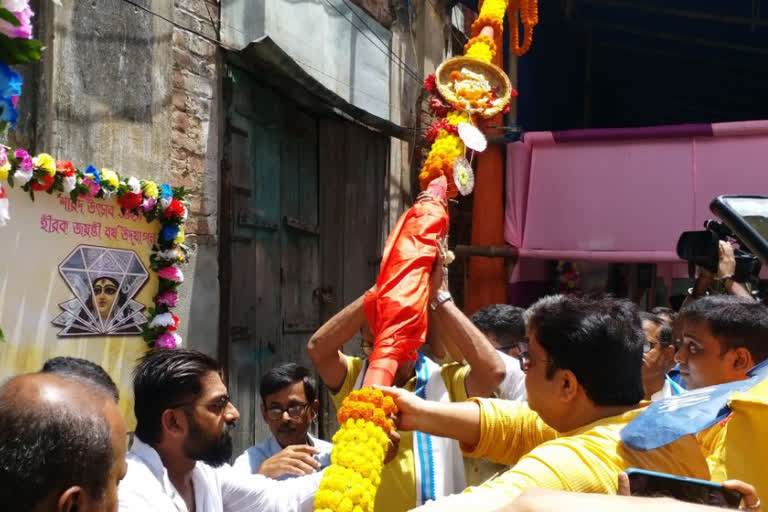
[2,245,768,512]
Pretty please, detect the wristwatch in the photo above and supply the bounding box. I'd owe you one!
[429,290,453,311]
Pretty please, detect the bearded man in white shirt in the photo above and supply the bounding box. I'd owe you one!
[118,349,323,512]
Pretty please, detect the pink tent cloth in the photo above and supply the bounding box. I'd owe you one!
[505,120,768,292]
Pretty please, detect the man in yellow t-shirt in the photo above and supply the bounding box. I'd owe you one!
[379,295,711,511]
[672,296,768,481]
[307,267,506,512]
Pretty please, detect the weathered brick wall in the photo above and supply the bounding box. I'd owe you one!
[348,0,394,28]
[171,0,219,238]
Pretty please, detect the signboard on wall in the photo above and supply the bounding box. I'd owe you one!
[0,185,159,426]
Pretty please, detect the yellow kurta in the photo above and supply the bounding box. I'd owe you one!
[461,399,710,500]
[702,377,768,504]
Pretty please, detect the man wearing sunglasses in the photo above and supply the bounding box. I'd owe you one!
[233,363,333,480]
[119,349,323,512]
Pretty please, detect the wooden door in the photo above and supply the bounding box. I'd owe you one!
[222,66,390,452]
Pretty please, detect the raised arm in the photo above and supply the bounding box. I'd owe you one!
[307,293,368,392]
[428,262,505,397]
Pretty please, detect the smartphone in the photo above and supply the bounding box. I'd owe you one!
[626,468,742,508]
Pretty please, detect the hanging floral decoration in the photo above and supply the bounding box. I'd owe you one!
[0,145,191,349]
[315,389,397,512]
[418,0,525,198]
[507,0,539,57]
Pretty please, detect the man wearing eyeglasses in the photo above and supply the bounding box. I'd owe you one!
[639,312,683,401]
[233,363,333,480]
[118,349,324,512]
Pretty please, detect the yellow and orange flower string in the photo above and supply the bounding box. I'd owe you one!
[507,0,539,57]
[314,389,397,512]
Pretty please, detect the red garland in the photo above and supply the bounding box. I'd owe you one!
[426,119,459,142]
[118,192,143,211]
[163,198,186,220]
[56,160,75,177]
[423,73,437,94]
[30,174,54,191]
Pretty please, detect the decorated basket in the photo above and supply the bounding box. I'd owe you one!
[435,56,513,119]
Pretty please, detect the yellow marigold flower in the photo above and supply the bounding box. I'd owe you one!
[466,41,493,62]
[174,228,185,245]
[34,153,56,176]
[0,162,9,181]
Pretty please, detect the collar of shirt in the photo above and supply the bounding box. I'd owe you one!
[123,437,223,512]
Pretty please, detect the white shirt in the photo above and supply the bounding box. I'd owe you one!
[496,351,527,401]
[118,438,322,512]
[232,434,333,479]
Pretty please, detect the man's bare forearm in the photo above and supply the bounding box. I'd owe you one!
[413,399,482,447]
[431,300,505,397]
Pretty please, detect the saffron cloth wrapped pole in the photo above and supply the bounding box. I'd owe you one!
[314,177,448,512]
[315,0,536,507]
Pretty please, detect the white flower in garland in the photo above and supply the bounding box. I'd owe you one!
[13,167,32,186]
[148,312,175,329]
[127,176,141,194]
[62,175,77,194]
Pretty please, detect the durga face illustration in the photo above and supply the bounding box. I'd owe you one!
[52,245,149,336]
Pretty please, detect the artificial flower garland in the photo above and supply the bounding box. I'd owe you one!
[315,389,397,512]
[0,145,189,349]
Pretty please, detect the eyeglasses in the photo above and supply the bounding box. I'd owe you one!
[643,340,659,354]
[266,403,310,421]
[518,344,553,372]
[172,395,232,415]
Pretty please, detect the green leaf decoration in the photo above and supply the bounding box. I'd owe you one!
[0,8,21,27]
[0,36,43,64]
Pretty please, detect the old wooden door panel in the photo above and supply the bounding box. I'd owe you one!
[225,73,286,451]
[317,118,389,437]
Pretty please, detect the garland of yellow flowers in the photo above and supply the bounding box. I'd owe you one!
[314,389,397,512]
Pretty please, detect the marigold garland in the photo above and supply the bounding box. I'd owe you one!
[0,145,190,349]
[464,34,497,63]
[419,0,520,198]
[315,389,397,512]
[509,0,539,56]
[470,0,508,37]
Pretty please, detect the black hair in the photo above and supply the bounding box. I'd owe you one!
[93,275,119,288]
[260,363,316,404]
[470,304,526,347]
[133,348,220,445]
[0,379,113,510]
[679,295,768,363]
[639,312,675,349]
[526,295,645,406]
[42,356,120,402]
[650,307,676,321]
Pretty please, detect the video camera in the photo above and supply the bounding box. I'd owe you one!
[676,220,761,283]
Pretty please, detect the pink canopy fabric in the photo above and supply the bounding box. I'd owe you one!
[505,120,768,294]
